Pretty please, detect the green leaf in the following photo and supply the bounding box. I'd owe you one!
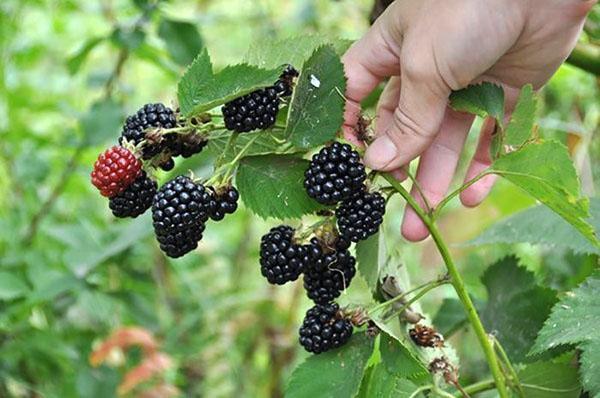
[0,271,29,300]
[285,333,375,398]
[355,232,381,294]
[244,35,352,70]
[480,256,557,362]
[177,49,282,116]
[357,364,423,398]
[532,272,600,353]
[580,340,600,397]
[491,140,598,247]
[206,129,295,162]
[518,360,581,398]
[505,84,536,147]
[110,27,145,51]
[67,36,105,75]
[285,45,346,149]
[236,154,323,219]
[158,18,203,66]
[379,332,428,380]
[449,82,504,124]
[468,198,600,255]
[433,298,467,336]
[80,98,125,146]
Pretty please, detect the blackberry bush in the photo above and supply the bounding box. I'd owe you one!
[209,186,239,221]
[259,225,310,285]
[151,175,214,258]
[109,171,157,218]
[298,303,353,354]
[304,142,367,205]
[336,190,386,242]
[91,146,142,197]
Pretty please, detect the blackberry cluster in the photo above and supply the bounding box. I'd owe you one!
[221,65,299,133]
[209,186,240,221]
[151,176,214,258]
[304,142,367,205]
[303,238,356,304]
[298,303,353,354]
[120,103,178,159]
[259,225,311,285]
[336,190,386,242]
[109,171,157,218]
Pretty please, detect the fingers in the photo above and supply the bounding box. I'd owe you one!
[459,117,498,207]
[401,108,474,241]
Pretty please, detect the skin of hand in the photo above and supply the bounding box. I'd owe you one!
[342,0,597,241]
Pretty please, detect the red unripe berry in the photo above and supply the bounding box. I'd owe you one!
[91,146,142,197]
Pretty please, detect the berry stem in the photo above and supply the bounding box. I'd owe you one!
[401,166,433,213]
[382,172,510,398]
[455,379,495,397]
[377,280,447,322]
[432,170,491,219]
[368,275,449,315]
[492,336,525,397]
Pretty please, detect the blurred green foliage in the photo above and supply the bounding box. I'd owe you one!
[0,0,598,397]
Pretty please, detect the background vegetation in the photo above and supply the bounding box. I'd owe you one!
[0,0,598,397]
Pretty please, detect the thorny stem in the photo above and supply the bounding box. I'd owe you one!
[368,276,449,315]
[383,173,510,398]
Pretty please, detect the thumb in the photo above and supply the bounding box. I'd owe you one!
[364,46,451,171]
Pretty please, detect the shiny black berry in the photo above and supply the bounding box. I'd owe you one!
[209,186,239,221]
[259,225,310,285]
[151,175,214,258]
[304,142,367,205]
[299,303,353,354]
[274,64,299,97]
[159,157,175,171]
[108,171,157,218]
[120,103,178,159]
[304,238,356,304]
[222,87,280,133]
[336,190,386,242]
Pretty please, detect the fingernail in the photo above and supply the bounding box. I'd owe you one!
[364,135,397,169]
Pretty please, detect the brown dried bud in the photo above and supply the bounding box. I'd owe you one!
[409,324,444,348]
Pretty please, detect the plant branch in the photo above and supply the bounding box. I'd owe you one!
[382,172,509,398]
[566,41,600,76]
[369,275,449,315]
[492,336,524,397]
[455,379,496,397]
[433,171,491,218]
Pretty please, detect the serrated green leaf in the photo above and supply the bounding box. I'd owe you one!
[491,140,598,247]
[580,340,600,397]
[449,82,504,124]
[67,36,105,75]
[236,154,323,219]
[518,360,581,398]
[285,45,346,149]
[481,256,557,362]
[158,18,203,66]
[0,271,29,300]
[532,273,600,353]
[80,98,124,146]
[355,232,381,294]
[505,84,536,147]
[244,35,352,70]
[468,198,600,255]
[206,130,298,162]
[285,333,375,398]
[357,363,423,398]
[433,298,467,336]
[177,49,282,116]
[379,332,428,380]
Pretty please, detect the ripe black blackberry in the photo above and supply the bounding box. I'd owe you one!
[109,171,157,218]
[259,225,311,285]
[304,238,356,304]
[299,303,353,354]
[222,87,280,133]
[336,190,386,242]
[166,133,208,158]
[152,175,214,258]
[304,142,367,205]
[209,186,239,221]
[273,64,299,97]
[120,103,178,159]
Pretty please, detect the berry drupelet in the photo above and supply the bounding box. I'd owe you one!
[209,186,239,221]
[151,175,214,258]
[109,171,157,218]
[259,225,311,285]
[120,103,178,159]
[304,142,367,205]
[91,146,142,197]
[299,303,353,354]
[336,190,386,242]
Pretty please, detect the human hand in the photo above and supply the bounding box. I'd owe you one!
[342,0,596,241]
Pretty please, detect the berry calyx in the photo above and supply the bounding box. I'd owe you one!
[304,142,367,205]
[336,190,386,242]
[109,171,157,218]
[151,175,214,258]
[222,87,280,133]
[298,303,353,354]
[259,225,311,285]
[91,146,142,197]
[209,186,239,221]
[409,324,444,348]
